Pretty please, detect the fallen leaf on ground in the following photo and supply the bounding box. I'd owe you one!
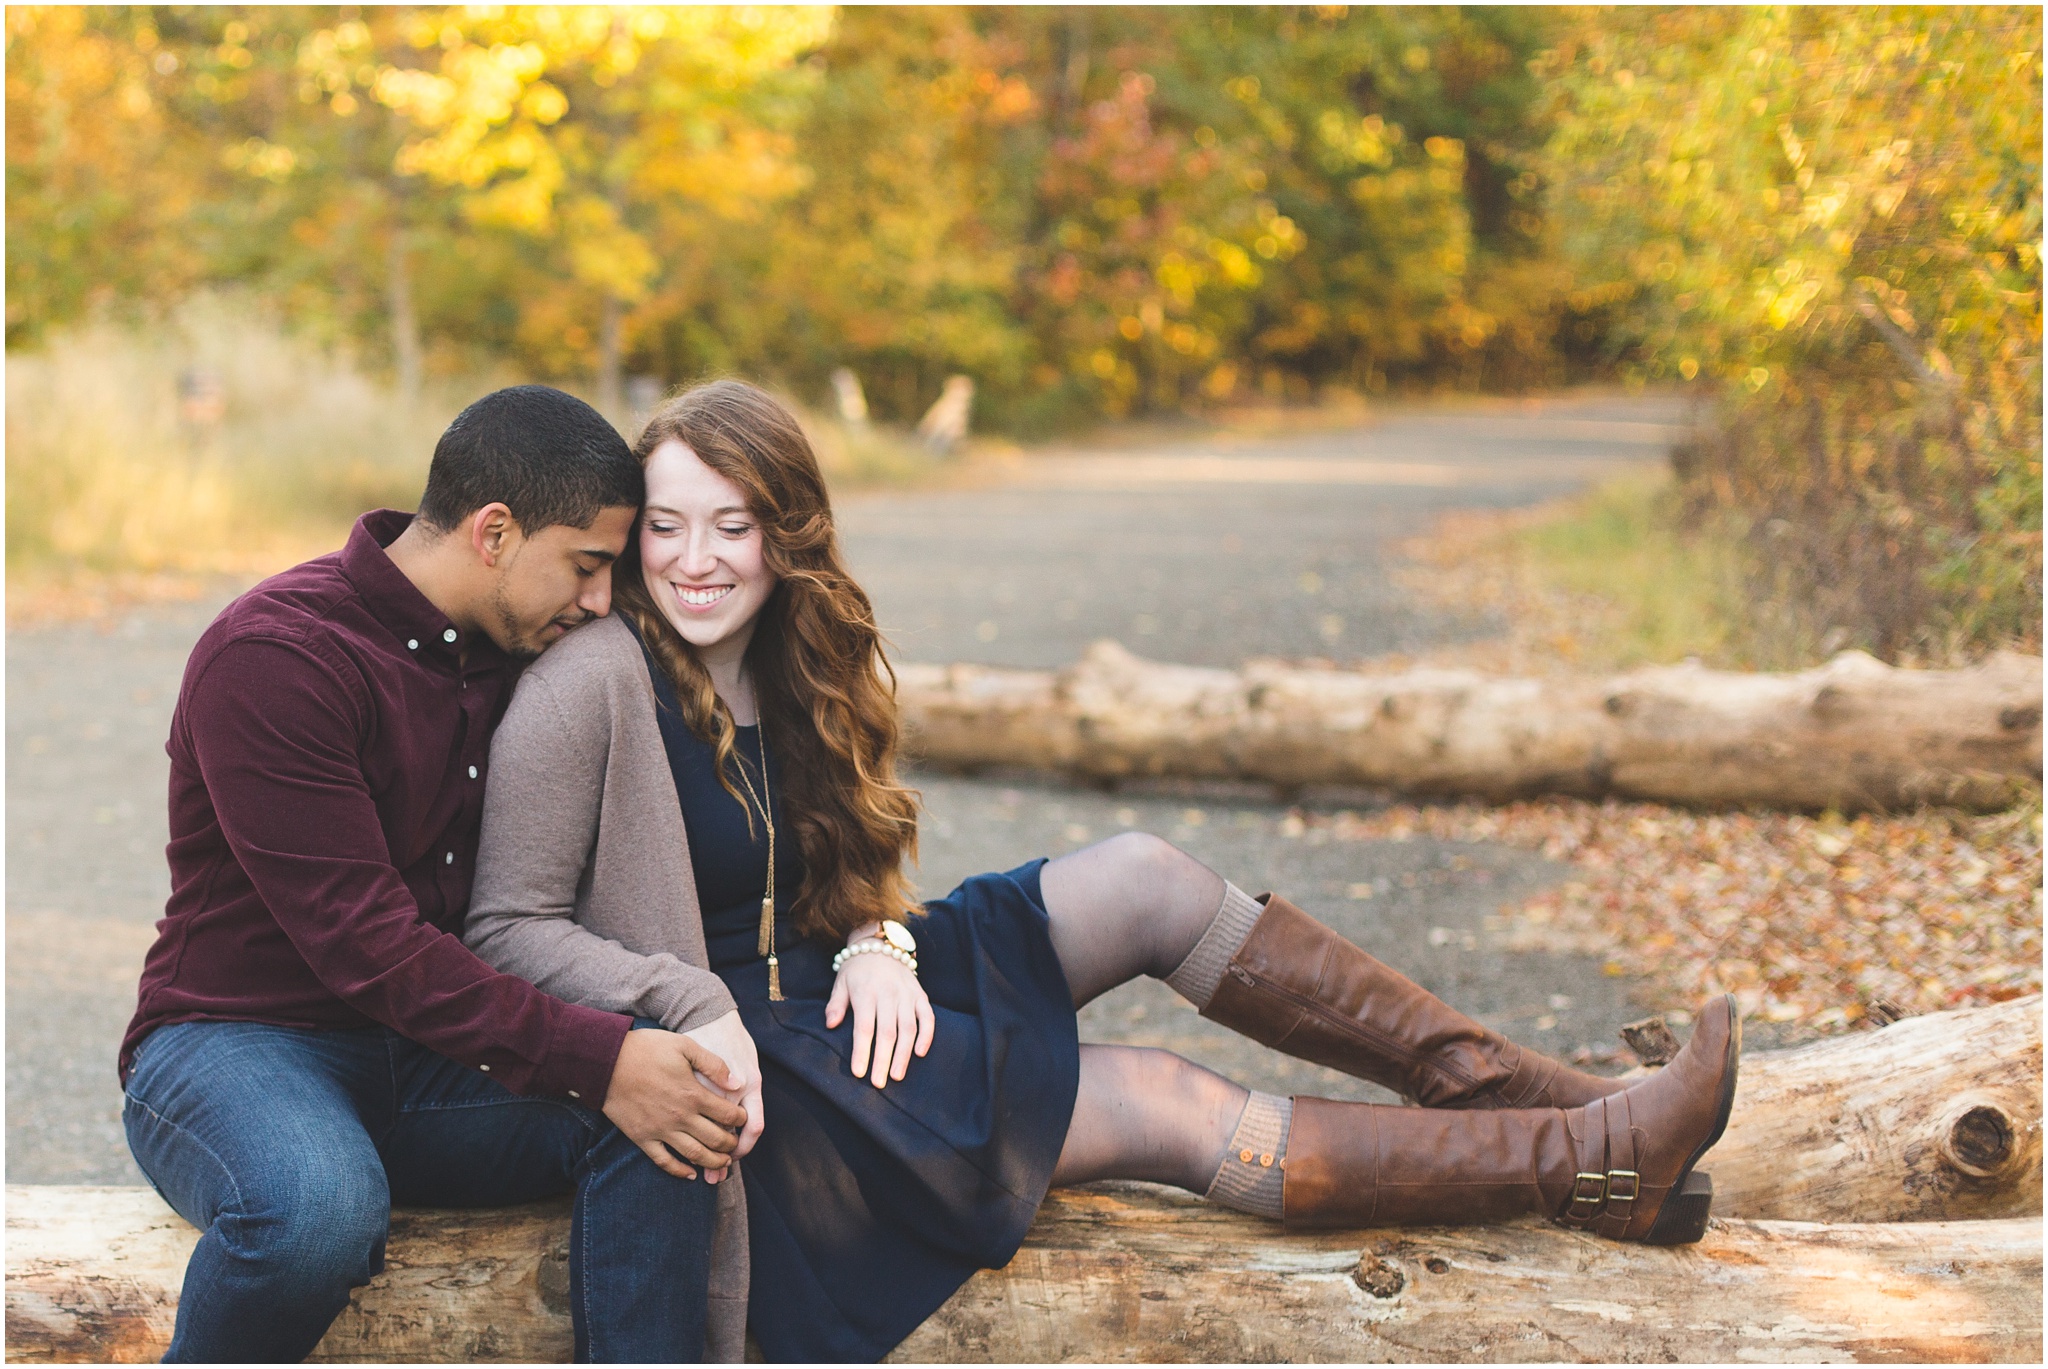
[1307,798,2042,1030]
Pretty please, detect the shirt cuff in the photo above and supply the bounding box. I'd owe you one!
[532,1002,633,1107]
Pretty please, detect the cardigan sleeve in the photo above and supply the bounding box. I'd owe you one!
[466,657,738,1034]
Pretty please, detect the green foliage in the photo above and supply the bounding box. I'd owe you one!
[1541,6,2042,658]
[731,7,1038,424]
[5,5,1580,423]
[6,5,2038,660]
[1511,473,1753,668]
[4,7,213,340]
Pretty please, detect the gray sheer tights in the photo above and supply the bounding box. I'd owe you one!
[1036,835,1268,1199]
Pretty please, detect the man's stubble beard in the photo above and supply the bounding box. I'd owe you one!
[488,580,556,661]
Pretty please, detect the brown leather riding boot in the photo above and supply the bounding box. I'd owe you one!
[1201,894,1628,1109]
[1279,994,1739,1245]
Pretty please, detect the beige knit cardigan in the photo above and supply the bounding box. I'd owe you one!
[465,612,750,1361]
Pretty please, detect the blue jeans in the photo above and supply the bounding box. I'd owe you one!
[123,1020,717,1363]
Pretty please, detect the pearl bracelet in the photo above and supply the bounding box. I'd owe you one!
[831,938,919,976]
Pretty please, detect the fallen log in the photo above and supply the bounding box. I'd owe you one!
[894,1190,2042,1364]
[7,1187,2038,1364]
[1708,995,2043,1223]
[3,1186,569,1364]
[9,1002,2040,1361]
[899,641,2043,812]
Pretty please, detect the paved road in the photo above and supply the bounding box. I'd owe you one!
[7,391,1683,1184]
[843,393,1684,668]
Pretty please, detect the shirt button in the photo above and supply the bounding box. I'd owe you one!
[407,639,419,651]
[445,852,454,865]
[478,1064,490,1072]
[468,766,479,779]
[443,628,458,643]
[568,1090,581,1100]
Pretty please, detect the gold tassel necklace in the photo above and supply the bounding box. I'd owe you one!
[730,724,783,1001]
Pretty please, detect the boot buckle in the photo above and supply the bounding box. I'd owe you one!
[1604,1169,1640,1217]
[1563,1171,1608,1224]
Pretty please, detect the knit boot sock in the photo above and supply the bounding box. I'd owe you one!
[1200,1090,1292,1220]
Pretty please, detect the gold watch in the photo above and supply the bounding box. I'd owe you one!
[876,919,917,954]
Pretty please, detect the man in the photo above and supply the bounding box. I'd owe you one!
[120,386,751,1362]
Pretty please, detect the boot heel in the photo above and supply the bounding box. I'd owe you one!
[1642,1170,1713,1246]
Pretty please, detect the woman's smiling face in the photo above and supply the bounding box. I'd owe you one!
[639,438,776,662]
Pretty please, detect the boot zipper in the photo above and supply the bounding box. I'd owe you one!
[1226,962,1485,1091]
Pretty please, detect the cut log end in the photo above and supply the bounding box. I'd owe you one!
[1940,1092,2028,1180]
[1710,997,2043,1223]
[1950,1105,2015,1173]
[10,1187,2044,1365]
[6,1000,2042,1362]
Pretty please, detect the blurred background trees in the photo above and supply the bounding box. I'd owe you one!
[6,5,2039,659]
[1541,5,2041,660]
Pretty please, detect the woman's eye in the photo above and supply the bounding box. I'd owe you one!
[646,521,677,535]
[719,524,754,538]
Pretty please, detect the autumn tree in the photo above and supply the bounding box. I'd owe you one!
[4,6,213,344]
[1542,5,2043,658]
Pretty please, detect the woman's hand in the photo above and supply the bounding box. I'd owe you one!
[826,945,935,1088]
[682,1010,765,1165]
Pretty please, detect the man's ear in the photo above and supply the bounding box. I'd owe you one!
[467,503,521,568]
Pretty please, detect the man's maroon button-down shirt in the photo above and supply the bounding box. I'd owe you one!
[121,510,631,1101]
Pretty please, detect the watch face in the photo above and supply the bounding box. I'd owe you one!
[880,920,917,953]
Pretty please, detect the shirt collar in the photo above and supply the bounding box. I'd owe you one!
[341,510,508,671]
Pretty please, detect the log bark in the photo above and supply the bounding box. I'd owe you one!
[7,1187,2038,1364]
[8,1002,2040,1361]
[1708,995,2043,1224]
[3,1188,575,1364]
[899,641,2043,812]
[893,1190,2042,1364]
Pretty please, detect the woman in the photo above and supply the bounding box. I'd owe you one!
[466,380,1738,1362]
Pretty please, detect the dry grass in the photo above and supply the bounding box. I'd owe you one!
[5,298,470,623]
[1396,464,2035,676]
[1393,471,1801,675]
[5,303,953,626]
[800,411,949,487]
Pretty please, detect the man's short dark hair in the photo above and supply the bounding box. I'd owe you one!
[416,386,643,534]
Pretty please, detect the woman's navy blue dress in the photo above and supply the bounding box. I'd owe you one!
[637,644,1080,1362]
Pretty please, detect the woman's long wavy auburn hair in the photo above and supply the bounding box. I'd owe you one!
[614,379,920,941]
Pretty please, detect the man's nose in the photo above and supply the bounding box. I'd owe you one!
[582,564,615,619]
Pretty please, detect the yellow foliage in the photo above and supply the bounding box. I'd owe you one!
[1543,6,2040,395]
[1542,5,2041,657]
